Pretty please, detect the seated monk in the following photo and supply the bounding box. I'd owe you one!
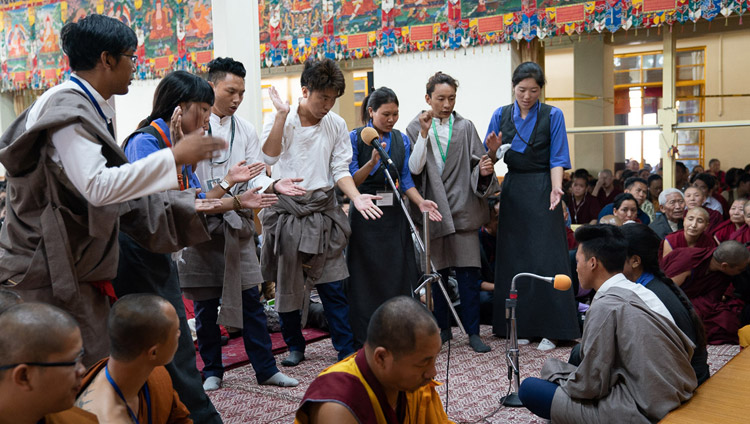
[649,188,685,239]
[729,200,750,244]
[49,294,191,423]
[684,186,722,231]
[519,225,696,422]
[660,207,717,260]
[663,241,750,344]
[599,214,623,226]
[713,198,748,243]
[295,296,453,424]
[0,303,86,424]
[564,174,600,225]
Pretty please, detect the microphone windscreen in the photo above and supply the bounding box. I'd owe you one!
[361,127,379,146]
[553,274,572,291]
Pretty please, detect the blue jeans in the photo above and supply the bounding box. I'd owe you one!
[278,280,355,360]
[518,377,558,420]
[433,267,481,335]
[194,286,278,383]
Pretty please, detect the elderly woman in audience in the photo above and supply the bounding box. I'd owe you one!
[649,188,685,239]
[729,201,750,244]
[713,198,748,243]
[661,207,718,261]
[684,186,723,231]
[612,193,639,224]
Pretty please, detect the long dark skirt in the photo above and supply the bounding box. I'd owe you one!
[345,203,420,346]
[492,172,581,340]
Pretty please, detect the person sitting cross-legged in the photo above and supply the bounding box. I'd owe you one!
[62,294,193,423]
[294,296,454,424]
[519,225,697,423]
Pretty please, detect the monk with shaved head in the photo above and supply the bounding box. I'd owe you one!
[295,296,453,424]
[0,303,86,424]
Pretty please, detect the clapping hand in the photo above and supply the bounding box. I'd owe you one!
[273,178,306,196]
[268,86,290,115]
[353,194,383,220]
[226,161,265,185]
[419,199,442,222]
[239,186,278,209]
[195,198,222,212]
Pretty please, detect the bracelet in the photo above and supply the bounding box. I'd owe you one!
[232,195,242,211]
[270,179,278,193]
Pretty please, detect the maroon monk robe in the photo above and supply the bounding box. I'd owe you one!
[596,186,622,209]
[565,193,601,225]
[711,219,742,243]
[662,247,744,345]
[730,224,750,245]
[707,208,723,232]
[659,230,717,265]
[566,226,577,250]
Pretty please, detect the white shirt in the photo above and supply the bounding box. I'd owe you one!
[261,104,352,191]
[594,273,674,323]
[195,113,273,194]
[409,116,451,176]
[703,196,723,215]
[26,75,178,207]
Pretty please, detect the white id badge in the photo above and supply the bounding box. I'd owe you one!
[205,178,221,191]
[376,191,394,207]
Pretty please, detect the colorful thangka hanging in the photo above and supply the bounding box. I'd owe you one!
[0,0,214,92]
[258,0,747,67]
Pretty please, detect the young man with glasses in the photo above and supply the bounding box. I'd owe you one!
[0,303,86,424]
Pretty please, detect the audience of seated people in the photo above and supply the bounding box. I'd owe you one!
[598,177,651,224]
[660,206,718,261]
[712,198,748,243]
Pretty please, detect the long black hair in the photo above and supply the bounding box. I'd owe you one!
[512,62,545,88]
[620,224,708,348]
[137,71,214,130]
[360,87,399,125]
[613,192,637,211]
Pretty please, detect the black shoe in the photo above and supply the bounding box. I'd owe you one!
[281,351,305,367]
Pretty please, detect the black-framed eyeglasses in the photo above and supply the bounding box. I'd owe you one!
[0,348,84,371]
[121,53,138,64]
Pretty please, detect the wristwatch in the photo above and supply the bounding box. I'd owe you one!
[219,179,232,192]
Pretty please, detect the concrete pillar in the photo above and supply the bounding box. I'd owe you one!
[572,39,615,173]
[212,0,263,132]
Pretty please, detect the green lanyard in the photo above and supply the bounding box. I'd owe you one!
[431,116,453,163]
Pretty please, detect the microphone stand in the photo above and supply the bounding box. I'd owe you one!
[375,157,465,335]
[501,272,554,407]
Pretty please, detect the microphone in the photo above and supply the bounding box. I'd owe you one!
[510,273,571,292]
[361,127,399,175]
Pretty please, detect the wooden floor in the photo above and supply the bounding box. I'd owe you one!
[661,347,750,423]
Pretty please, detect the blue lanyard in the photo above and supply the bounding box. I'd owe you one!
[105,364,152,424]
[70,76,115,138]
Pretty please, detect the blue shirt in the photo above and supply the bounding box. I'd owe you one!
[484,100,571,169]
[349,123,415,192]
[124,118,205,198]
[597,203,651,225]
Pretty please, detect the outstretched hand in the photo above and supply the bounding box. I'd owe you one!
[226,161,265,184]
[419,199,442,222]
[195,198,222,212]
[353,194,383,220]
[273,178,306,196]
[171,130,227,166]
[550,187,564,211]
[240,186,278,209]
[268,86,290,114]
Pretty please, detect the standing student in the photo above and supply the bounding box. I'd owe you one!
[486,62,580,349]
[0,14,225,368]
[261,58,382,367]
[118,70,276,422]
[346,87,441,347]
[178,58,303,391]
[406,72,500,353]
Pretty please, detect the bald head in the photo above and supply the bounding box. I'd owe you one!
[686,206,710,221]
[366,296,439,358]
[109,294,173,361]
[0,303,79,366]
[0,289,22,315]
[713,241,750,268]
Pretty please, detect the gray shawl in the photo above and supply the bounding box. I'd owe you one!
[405,111,499,240]
[178,209,261,328]
[0,88,209,306]
[260,189,350,314]
[541,287,697,423]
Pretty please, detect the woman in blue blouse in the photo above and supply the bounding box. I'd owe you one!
[345,87,441,347]
[486,62,581,348]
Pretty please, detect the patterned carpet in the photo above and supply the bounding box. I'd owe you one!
[206,325,741,424]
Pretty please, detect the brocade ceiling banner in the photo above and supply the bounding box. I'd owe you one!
[0,0,213,92]
[258,0,748,67]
